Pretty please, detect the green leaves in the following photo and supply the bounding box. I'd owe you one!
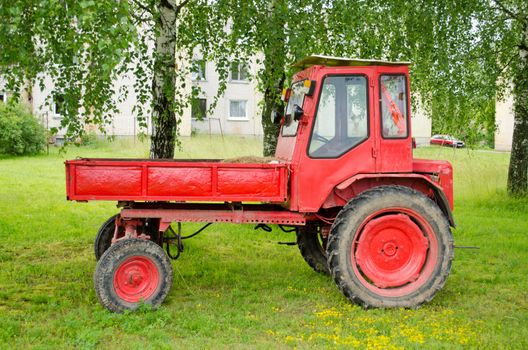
[79,1,96,9]
[0,103,46,155]
[0,0,525,160]
[0,0,142,143]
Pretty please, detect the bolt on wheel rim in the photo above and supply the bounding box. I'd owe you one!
[114,256,160,303]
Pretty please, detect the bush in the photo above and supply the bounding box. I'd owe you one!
[77,131,95,146]
[0,102,46,155]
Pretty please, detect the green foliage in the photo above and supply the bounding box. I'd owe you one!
[0,138,527,348]
[1,0,139,137]
[219,0,331,155]
[317,1,500,145]
[0,0,235,158]
[1,0,525,186]
[222,1,525,149]
[79,131,99,147]
[0,102,46,155]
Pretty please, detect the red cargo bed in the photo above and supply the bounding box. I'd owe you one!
[65,158,289,203]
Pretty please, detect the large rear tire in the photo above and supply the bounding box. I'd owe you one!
[327,186,454,308]
[296,225,330,275]
[94,238,173,313]
[94,214,118,261]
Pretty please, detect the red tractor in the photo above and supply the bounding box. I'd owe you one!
[66,55,455,312]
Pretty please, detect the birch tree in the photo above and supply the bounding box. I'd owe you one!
[0,0,231,159]
[225,0,329,156]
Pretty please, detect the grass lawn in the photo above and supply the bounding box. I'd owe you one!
[0,136,527,349]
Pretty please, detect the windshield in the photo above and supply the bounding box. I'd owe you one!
[282,80,306,136]
[308,76,368,158]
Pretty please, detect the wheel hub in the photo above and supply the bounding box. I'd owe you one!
[382,242,397,256]
[355,214,428,288]
[114,256,160,303]
[125,270,144,287]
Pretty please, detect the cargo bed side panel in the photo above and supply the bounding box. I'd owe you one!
[66,159,288,203]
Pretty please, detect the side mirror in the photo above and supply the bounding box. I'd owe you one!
[281,88,291,103]
[293,104,303,121]
[270,109,282,124]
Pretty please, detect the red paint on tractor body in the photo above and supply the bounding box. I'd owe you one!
[66,159,288,203]
[356,214,428,288]
[68,57,458,311]
[120,206,307,226]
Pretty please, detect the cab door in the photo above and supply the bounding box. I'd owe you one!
[295,71,377,212]
[375,71,413,172]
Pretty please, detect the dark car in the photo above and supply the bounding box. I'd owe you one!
[430,134,465,148]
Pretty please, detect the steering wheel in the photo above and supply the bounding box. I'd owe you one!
[313,133,330,144]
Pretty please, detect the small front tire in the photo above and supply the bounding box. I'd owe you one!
[94,238,173,313]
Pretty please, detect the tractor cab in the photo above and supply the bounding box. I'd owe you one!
[275,56,420,212]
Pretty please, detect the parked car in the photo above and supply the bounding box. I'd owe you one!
[430,134,465,148]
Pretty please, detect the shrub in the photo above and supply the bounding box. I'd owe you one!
[0,102,46,155]
[79,131,98,146]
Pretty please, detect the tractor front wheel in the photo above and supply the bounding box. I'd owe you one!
[94,238,173,313]
[327,186,454,308]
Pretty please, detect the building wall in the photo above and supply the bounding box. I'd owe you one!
[0,80,10,104]
[410,102,432,146]
[106,73,151,137]
[31,73,192,138]
[495,93,514,151]
[190,58,264,136]
[31,75,62,134]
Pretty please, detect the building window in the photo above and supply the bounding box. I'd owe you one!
[230,62,249,82]
[192,98,207,120]
[229,100,248,120]
[53,95,65,117]
[191,59,206,81]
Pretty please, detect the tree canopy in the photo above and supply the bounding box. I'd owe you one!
[1,0,526,193]
[224,0,527,193]
[0,0,234,158]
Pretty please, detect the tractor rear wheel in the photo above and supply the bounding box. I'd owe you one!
[94,214,118,261]
[327,186,454,308]
[296,225,329,275]
[94,238,173,313]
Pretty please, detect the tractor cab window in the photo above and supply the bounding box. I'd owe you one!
[309,75,368,158]
[380,75,408,138]
[282,81,306,136]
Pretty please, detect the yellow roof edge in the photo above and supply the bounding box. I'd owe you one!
[292,55,412,70]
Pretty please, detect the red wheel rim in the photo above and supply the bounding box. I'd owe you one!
[352,208,438,297]
[114,256,160,303]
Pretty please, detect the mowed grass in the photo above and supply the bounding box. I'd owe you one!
[0,136,527,349]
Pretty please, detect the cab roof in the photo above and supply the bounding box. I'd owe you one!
[292,55,412,71]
